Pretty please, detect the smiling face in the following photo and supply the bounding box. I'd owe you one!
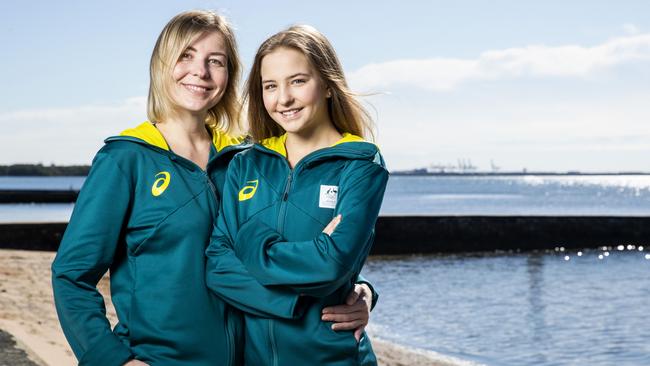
[170,31,229,117]
[260,47,331,136]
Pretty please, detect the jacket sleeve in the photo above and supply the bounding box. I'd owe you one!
[234,159,389,298]
[205,157,305,319]
[51,151,134,366]
[356,274,379,311]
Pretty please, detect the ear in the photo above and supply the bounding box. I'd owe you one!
[326,88,332,98]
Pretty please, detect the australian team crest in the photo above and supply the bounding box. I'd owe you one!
[319,185,338,209]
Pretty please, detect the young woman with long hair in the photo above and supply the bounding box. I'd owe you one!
[206,25,388,365]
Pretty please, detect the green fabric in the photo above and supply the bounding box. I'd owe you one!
[52,126,264,365]
[206,139,388,365]
[79,331,133,366]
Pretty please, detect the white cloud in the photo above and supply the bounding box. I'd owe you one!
[0,97,146,124]
[0,97,147,164]
[370,91,650,172]
[623,23,641,35]
[349,33,650,92]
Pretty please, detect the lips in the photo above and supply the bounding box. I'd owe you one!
[279,108,303,118]
[182,83,213,93]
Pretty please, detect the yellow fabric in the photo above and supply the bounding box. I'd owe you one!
[120,122,169,150]
[260,132,367,157]
[120,121,243,152]
[332,132,364,146]
[211,127,245,152]
[260,134,289,157]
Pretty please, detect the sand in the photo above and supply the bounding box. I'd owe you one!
[0,249,475,366]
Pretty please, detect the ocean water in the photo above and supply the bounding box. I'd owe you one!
[2,175,649,364]
[0,177,84,223]
[382,175,650,216]
[362,248,650,366]
[0,176,85,191]
[1,175,650,222]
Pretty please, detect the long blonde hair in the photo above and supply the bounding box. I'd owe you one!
[244,25,374,141]
[148,10,241,133]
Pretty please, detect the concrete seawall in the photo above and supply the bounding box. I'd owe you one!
[0,190,78,203]
[375,216,649,254]
[2,216,648,253]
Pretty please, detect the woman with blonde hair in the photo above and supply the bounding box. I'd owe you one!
[206,25,388,365]
[52,12,375,366]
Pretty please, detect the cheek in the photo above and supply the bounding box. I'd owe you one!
[301,84,327,105]
[171,63,185,81]
[213,68,229,89]
[306,90,328,110]
[262,92,275,113]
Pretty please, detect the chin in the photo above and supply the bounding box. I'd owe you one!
[277,123,302,135]
[182,100,218,113]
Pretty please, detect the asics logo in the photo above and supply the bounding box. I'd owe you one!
[151,171,171,197]
[238,180,259,201]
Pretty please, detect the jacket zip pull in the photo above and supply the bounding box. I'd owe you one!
[207,177,217,196]
[282,173,293,201]
[203,171,218,198]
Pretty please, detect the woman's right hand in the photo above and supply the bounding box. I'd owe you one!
[322,214,342,235]
[123,360,149,366]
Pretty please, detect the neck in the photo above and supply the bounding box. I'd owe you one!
[155,113,213,171]
[156,112,212,149]
[284,120,342,167]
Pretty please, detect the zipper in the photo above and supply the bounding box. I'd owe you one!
[203,171,220,217]
[269,319,278,366]
[205,171,218,198]
[276,172,293,233]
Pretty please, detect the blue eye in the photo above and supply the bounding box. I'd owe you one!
[209,59,225,67]
[292,79,306,85]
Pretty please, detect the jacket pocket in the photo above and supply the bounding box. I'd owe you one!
[317,317,359,361]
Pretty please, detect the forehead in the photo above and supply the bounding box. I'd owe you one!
[261,47,313,78]
[186,30,227,54]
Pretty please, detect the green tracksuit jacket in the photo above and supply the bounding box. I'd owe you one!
[51,122,302,366]
[205,133,389,366]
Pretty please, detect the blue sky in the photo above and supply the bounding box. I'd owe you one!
[1,0,649,171]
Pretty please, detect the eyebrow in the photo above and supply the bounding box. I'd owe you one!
[185,46,227,57]
[262,72,311,84]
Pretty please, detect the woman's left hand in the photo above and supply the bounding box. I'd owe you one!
[321,283,372,342]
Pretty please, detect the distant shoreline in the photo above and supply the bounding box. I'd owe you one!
[0,165,89,177]
[1,163,649,177]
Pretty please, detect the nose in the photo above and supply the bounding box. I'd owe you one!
[278,85,294,106]
[191,60,209,79]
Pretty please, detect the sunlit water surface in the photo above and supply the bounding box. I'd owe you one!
[2,175,650,222]
[362,248,650,366]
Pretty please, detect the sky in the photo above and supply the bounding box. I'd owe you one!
[1,0,649,172]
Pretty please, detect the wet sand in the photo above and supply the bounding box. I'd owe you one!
[0,249,469,366]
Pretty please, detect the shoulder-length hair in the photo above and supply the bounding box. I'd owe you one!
[148,10,241,133]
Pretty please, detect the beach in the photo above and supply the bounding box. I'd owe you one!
[0,249,465,366]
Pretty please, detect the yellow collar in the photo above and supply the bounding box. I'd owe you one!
[260,132,365,157]
[332,133,364,146]
[120,121,243,152]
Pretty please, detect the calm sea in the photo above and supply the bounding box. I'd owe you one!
[2,175,649,365]
[1,175,650,222]
[362,249,650,366]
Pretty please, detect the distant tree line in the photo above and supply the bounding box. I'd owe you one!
[0,164,90,176]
